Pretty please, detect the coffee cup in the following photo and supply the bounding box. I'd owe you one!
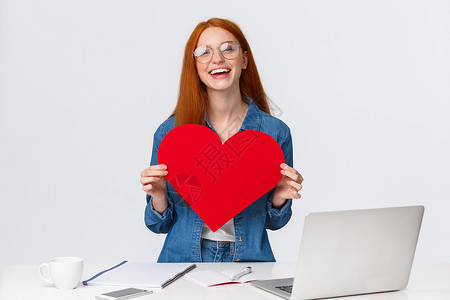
[39,256,84,289]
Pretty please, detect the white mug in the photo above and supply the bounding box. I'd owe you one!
[39,256,84,289]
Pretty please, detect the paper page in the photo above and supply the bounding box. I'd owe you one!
[220,269,275,283]
[185,269,275,287]
[185,270,232,287]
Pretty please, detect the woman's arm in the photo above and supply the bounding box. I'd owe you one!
[272,126,303,207]
[266,126,302,230]
[141,125,176,233]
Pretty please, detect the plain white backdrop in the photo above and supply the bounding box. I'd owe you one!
[1,0,449,267]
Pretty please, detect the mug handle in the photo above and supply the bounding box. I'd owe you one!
[39,263,53,284]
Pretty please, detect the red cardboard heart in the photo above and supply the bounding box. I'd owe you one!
[158,124,284,232]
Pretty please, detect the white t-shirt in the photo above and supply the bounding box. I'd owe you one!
[201,218,235,242]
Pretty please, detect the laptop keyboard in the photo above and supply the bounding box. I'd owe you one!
[276,285,293,294]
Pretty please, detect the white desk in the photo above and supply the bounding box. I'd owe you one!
[1,261,449,300]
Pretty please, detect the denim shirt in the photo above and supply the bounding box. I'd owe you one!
[144,98,293,262]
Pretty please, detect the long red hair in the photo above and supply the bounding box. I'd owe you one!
[170,18,271,126]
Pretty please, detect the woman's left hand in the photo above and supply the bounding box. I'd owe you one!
[272,163,303,208]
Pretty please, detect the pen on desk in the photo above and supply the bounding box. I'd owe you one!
[229,266,252,281]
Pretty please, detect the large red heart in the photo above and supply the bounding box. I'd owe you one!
[158,124,284,232]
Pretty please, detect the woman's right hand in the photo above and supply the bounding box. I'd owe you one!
[140,164,168,213]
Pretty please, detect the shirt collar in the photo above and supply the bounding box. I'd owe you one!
[240,97,262,131]
[204,96,262,133]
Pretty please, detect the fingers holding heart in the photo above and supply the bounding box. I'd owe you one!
[280,163,303,184]
[279,163,303,198]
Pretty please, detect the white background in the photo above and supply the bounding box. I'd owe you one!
[1,0,449,266]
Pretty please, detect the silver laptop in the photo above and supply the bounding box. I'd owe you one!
[251,205,424,299]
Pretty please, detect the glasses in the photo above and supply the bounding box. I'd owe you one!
[193,41,241,64]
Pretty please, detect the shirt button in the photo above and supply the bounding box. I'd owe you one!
[238,237,243,242]
[236,258,241,261]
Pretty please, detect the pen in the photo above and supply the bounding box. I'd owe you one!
[229,266,252,281]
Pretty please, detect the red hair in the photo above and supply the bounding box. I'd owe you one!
[170,18,271,126]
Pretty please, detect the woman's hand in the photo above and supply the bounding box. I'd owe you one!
[140,164,169,213]
[272,163,303,209]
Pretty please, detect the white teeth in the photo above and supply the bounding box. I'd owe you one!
[210,68,230,75]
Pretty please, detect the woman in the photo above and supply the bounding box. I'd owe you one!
[140,18,303,263]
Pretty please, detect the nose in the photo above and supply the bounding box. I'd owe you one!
[211,48,225,64]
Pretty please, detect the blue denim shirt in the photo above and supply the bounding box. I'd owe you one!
[144,98,293,262]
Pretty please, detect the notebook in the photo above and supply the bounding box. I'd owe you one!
[251,205,424,299]
[83,261,196,289]
[185,269,274,287]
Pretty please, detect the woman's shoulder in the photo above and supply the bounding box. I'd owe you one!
[261,111,290,130]
[257,110,291,140]
[154,116,176,138]
[246,97,291,137]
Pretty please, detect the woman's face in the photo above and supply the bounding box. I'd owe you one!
[195,27,248,94]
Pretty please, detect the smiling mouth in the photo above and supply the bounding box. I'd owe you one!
[209,68,231,75]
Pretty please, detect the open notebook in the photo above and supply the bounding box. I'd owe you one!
[186,269,274,287]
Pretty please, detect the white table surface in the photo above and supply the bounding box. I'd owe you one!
[1,261,449,300]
